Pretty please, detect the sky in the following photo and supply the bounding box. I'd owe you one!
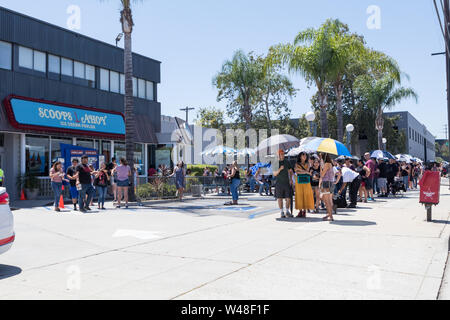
[0,0,448,139]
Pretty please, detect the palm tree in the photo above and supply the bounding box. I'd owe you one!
[354,74,418,149]
[213,50,263,131]
[269,19,346,138]
[328,29,365,142]
[119,0,140,201]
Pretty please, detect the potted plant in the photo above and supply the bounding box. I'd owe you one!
[17,173,40,200]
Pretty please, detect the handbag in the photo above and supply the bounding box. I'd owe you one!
[297,174,311,184]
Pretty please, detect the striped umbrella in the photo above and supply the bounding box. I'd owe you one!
[300,138,351,157]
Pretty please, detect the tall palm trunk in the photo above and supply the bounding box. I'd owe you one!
[264,93,272,132]
[335,84,344,142]
[319,92,328,138]
[375,107,384,150]
[122,7,136,201]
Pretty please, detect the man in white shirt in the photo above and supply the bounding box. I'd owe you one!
[337,158,361,208]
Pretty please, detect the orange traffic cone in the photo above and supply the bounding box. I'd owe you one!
[20,189,26,200]
[59,186,65,209]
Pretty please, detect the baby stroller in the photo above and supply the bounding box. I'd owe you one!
[390,177,407,197]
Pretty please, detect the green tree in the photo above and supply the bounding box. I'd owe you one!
[213,50,263,131]
[256,56,297,132]
[269,19,350,138]
[195,107,225,131]
[354,74,418,150]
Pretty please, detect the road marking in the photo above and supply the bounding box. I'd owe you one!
[112,229,162,240]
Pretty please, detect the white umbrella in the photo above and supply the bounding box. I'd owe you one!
[257,134,300,153]
[236,148,256,157]
[201,145,236,157]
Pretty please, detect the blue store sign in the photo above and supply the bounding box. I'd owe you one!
[3,95,125,139]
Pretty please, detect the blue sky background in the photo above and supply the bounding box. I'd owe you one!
[0,0,448,138]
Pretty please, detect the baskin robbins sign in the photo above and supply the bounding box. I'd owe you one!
[3,95,125,139]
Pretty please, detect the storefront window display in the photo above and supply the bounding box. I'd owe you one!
[50,138,72,165]
[26,135,49,176]
[101,141,111,163]
[134,144,144,175]
[77,139,95,149]
[114,142,126,161]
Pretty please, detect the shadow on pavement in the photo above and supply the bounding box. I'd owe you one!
[431,220,450,225]
[0,265,22,280]
[330,220,377,227]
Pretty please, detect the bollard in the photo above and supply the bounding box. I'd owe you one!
[426,204,432,222]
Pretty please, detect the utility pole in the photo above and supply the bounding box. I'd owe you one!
[445,0,450,164]
[180,107,195,125]
[433,0,450,164]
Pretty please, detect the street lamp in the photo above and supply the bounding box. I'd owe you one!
[346,124,354,154]
[305,112,316,137]
[382,138,387,152]
[115,33,123,47]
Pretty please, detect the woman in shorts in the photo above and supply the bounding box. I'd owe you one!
[319,153,335,221]
[309,158,321,213]
[112,158,131,209]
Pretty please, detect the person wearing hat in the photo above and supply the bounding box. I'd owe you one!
[274,149,294,218]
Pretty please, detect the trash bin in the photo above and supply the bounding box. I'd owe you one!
[192,185,202,198]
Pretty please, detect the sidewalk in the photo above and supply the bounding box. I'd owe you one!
[0,186,449,299]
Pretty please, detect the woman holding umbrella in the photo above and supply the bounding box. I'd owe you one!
[294,152,315,218]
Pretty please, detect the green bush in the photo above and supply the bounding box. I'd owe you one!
[187,165,218,177]
[137,181,177,199]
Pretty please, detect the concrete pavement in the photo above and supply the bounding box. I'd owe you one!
[0,187,449,300]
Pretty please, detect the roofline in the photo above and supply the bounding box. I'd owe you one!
[0,5,161,65]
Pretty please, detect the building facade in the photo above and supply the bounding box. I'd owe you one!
[385,111,435,161]
[0,7,161,199]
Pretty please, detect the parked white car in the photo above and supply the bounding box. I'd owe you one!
[0,187,14,255]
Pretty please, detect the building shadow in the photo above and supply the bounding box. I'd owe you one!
[0,265,22,280]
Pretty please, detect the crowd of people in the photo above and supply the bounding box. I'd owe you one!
[269,150,439,222]
[49,156,132,212]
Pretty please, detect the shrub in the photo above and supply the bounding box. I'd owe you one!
[187,164,219,177]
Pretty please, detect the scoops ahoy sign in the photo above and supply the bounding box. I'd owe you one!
[3,95,125,139]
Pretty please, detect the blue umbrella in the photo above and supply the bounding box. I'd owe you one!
[370,150,395,160]
[250,163,271,176]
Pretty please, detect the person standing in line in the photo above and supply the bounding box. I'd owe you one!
[94,162,110,210]
[225,161,241,206]
[108,158,118,202]
[319,153,335,221]
[356,159,370,203]
[413,163,421,189]
[377,157,389,197]
[171,161,186,202]
[66,158,80,211]
[76,156,95,213]
[294,152,314,218]
[310,157,321,214]
[274,150,293,219]
[364,153,376,201]
[49,161,67,212]
[112,158,131,209]
[336,159,361,209]
[400,161,410,191]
